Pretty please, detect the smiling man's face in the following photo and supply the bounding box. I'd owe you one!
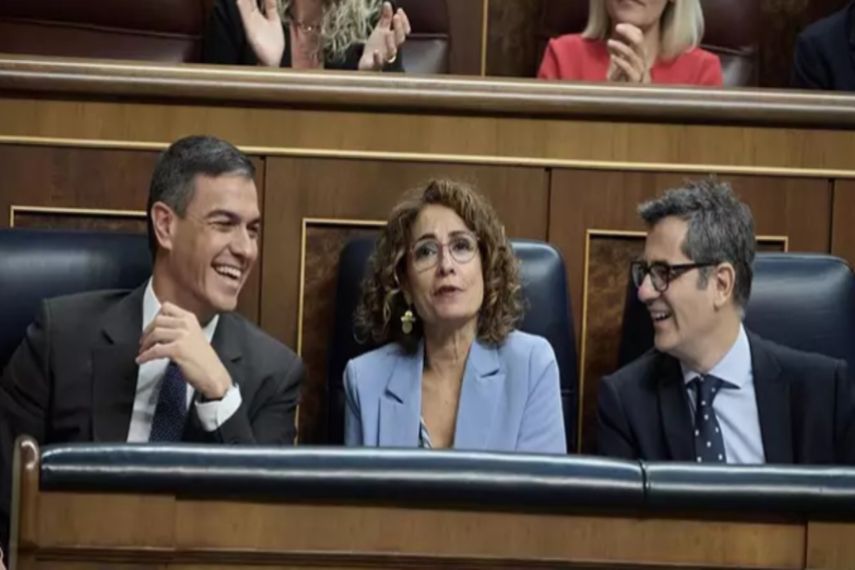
[157,172,260,321]
[638,216,720,363]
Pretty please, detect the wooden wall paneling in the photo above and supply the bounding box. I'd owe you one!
[261,157,548,443]
[26,488,809,569]
[0,145,158,229]
[299,221,383,445]
[548,170,832,451]
[485,0,545,77]
[447,0,487,75]
[831,179,855,269]
[807,521,855,570]
[6,103,855,176]
[0,144,263,323]
[11,208,147,233]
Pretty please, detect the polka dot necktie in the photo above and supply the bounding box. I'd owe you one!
[149,361,188,442]
[691,374,726,463]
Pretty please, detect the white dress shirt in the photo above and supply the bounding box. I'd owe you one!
[681,324,766,464]
[126,279,242,442]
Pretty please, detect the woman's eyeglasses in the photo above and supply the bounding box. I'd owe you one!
[410,233,479,272]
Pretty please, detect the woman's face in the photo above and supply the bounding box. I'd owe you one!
[605,0,672,31]
[403,204,485,335]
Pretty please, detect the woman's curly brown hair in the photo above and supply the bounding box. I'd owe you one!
[354,179,524,352]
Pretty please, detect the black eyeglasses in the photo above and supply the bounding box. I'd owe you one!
[630,260,719,293]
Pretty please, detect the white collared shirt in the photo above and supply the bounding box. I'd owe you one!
[126,279,242,442]
[681,324,765,464]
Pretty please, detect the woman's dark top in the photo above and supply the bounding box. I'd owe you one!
[202,0,403,71]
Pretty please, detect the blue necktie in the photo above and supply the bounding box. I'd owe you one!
[691,374,726,463]
[149,361,188,442]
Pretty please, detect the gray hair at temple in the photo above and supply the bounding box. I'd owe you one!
[638,178,755,308]
[146,135,255,256]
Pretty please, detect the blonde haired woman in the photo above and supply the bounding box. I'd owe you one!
[538,0,722,86]
[204,0,410,71]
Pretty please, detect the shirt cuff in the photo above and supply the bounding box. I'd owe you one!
[194,384,242,432]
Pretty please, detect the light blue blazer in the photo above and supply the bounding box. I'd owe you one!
[344,330,567,454]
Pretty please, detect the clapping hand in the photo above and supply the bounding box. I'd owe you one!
[358,1,411,71]
[236,0,285,67]
[606,23,652,83]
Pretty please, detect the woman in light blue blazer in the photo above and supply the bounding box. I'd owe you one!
[344,179,566,453]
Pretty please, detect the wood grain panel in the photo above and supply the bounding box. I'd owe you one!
[583,233,644,451]
[0,145,158,229]
[22,492,808,569]
[12,210,147,233]
[549,170,832,450]
[807,521,855,570]
[486,0,544,77]
[832,179,855,269]
[5,97,855,174]
[448,0,486,75]
[36,493,176,548]
[299,222,382,444]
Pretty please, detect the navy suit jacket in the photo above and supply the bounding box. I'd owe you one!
[791,2,855,90]
[597,331,855,464]
[344,331,566,454]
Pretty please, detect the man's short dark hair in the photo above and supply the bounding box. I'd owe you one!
[638,178,756,307]
[146,135,255,255]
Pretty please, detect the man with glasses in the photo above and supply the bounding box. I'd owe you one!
[597,179,855,464]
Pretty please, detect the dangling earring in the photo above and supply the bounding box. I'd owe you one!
[401,305,416,334]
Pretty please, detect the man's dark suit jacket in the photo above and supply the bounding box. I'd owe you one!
[791,2,855,91]
[597,331,855,464]
[0,285,304,544]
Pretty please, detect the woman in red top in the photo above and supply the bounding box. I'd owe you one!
[538,0,722,86]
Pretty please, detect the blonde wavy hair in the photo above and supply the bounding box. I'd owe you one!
[277,0,382,62]
[354,179,524,353]
[583,0,705,60]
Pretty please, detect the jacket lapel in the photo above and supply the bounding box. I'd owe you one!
[657,353,695,460]
[749,333,792,463]
[379,343,422,446]
[91,286,145,442]
[453,340,504,450]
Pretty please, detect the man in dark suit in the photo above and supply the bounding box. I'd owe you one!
[598,179,855,464]
[791,2,855,91]
[0,135,304,544]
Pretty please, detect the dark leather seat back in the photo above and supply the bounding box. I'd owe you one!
[0,0,207,63]
[618,253,855,368]
[537,0,759,86]
[0,229,151,370]
[396,0,450,73]
[327,237,579,449]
